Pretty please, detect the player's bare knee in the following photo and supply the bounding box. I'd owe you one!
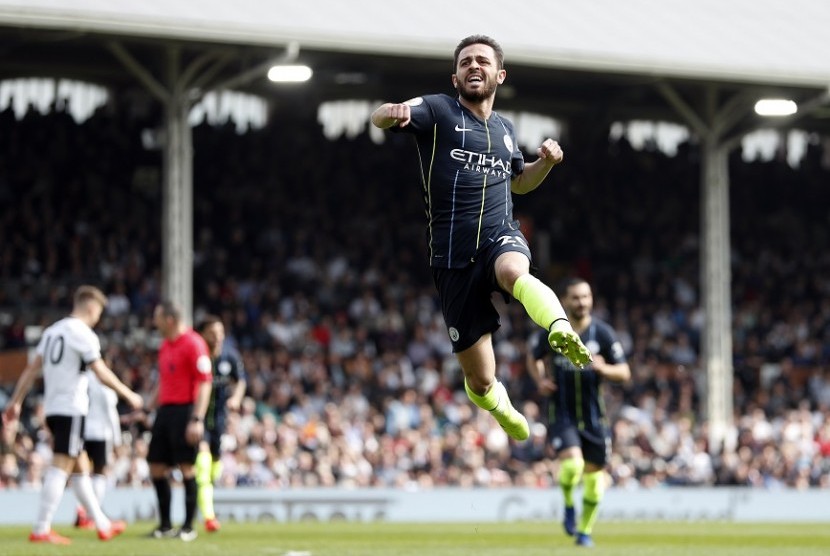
[495,259,529,293]
[465,373,494,395]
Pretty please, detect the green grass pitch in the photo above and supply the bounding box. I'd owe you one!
[1,521,827,556]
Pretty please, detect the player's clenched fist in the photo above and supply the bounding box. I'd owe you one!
[387,103,411,127]
[371,102,412,129]
[537,139,564,166]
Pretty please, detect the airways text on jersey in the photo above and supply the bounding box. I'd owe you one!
[450,148,511,178]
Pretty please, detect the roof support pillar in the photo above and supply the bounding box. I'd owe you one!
[700,137,733,455]
[162,46,194,324]
[108,40,300,323]
[657,83,735,455]
[108,41,196,323]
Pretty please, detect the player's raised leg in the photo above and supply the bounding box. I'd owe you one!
[514,273,592,368]
[459,335,529,441]
[497,252,591,369]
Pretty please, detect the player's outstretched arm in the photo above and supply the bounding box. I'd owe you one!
[89,359,144,410]
[3,354,43,423]
[371,102,411,129]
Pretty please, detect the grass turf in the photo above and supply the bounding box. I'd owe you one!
[1,521,827,556]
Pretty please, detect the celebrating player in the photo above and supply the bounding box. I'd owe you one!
[371,35,591,442]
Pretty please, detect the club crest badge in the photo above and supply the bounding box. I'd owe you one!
[448,327,460,342]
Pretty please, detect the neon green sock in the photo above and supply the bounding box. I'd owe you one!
[195,451,215,520]
[464,378,500,411]
[579,470,606,535]
[210,459,223,484]
[558,458,585,507]
[512,274,567,331]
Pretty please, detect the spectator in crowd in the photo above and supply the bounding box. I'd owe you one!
[1,94,829,493]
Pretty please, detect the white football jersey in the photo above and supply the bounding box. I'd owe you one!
[37,317,101,416]
[84,371,121,444]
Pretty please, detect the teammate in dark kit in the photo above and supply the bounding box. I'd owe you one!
[529,277,630,547]
[195,315,246,532]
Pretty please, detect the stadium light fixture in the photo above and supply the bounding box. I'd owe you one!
[754,99,797,117]
[267,65,313,83]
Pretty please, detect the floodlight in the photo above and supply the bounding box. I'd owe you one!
[754,99,797,117]
[267,65,313,83]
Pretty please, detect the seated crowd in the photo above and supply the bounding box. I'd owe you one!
[1,99,829,491]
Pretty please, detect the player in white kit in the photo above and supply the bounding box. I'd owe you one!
[74,370,122,530]
[3,286,144,545]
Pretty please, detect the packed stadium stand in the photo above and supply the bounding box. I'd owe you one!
[1,98,829,492]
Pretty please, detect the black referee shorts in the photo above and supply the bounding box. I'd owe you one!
[147,404,198,466]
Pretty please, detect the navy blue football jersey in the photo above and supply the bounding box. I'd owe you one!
[206,347,245,430]
[394,94,526,268]
[532,319,626,430]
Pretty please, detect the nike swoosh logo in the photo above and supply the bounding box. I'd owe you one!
[454,124,472,132]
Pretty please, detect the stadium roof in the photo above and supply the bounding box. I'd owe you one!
[1,0,829,133]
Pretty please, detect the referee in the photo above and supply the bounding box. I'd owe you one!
[147,300,213,542]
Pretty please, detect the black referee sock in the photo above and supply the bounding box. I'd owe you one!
[152,478,172,530]
[183,477,198,530]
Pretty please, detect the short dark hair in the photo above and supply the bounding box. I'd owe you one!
[453,35,504,70]
[156,299,182,322]
[197,314,223,333]
[558,276,590,296]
